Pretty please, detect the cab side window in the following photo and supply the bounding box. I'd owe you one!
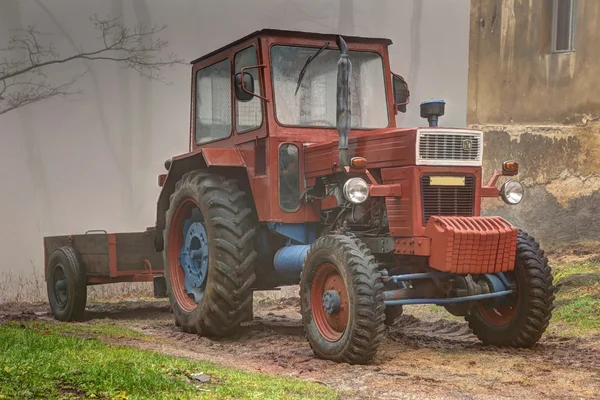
[279,143,300,212]
[234,46,263,133]
[195,58,232,144]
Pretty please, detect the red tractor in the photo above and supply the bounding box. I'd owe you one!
[44,29,555,364]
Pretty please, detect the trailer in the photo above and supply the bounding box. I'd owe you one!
[44,229,165,321]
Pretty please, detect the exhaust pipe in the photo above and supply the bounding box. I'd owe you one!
[336,36,352,167]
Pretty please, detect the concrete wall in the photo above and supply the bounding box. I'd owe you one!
[468,0,600,247]
[468,0,600,125]
[0,0,470,301]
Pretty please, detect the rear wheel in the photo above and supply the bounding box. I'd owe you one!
[466,230,555,347]
[46,246,87,321]
[163,170,257,336]
[300,235,385,364]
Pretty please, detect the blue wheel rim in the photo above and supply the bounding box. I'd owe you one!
[179,208,209,304]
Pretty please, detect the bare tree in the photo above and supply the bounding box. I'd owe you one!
[0,14,183,116]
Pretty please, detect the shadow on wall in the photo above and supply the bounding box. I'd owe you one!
[484,187,600,248]
[481,127,600,248]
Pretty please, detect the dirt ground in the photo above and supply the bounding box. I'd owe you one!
[1,291,599,400]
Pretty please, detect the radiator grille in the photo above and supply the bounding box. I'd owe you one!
[417,131,482,165]
[421,175,475,225]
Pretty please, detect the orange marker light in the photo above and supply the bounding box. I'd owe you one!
[502,161,519,175]
[350,157,368,169]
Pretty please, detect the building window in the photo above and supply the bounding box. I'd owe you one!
[552,0,577,53]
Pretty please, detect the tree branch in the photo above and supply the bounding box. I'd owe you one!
[0,14,184,116]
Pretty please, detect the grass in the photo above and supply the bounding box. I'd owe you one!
[0,269,154,304]
[0,322,336,400]
[552,262,600,282]
[554,295,600,330]
[551,261,600,335]
[23,320,152,341]
[0,267,45,303]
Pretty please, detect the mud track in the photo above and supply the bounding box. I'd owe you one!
[2,297,599,399]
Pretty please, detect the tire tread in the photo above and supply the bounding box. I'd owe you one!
[163,170,256,336]
[466,230,555,347]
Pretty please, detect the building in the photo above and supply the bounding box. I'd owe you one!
[468,0,600,248]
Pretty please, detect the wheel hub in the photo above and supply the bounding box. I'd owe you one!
[179,210,209,304]
[53,264,68,308]
[310,263,349,342]
[322,290,341,314]
[477,272,519,326]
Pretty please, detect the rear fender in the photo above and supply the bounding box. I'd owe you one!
[154,148,250,251]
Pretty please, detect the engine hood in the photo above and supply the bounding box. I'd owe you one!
[304,127,419,179]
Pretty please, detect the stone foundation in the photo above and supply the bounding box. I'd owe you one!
[473,123,600,249]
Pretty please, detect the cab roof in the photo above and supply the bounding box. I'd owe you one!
[190,28,393,64]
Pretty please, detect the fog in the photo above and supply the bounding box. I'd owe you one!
[0,0,469,301]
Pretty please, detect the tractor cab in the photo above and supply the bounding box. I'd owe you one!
[181,29,410,225]
[188,29,406,148]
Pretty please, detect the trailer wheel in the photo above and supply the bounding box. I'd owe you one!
[466,230,555,347]
[163,170,256,336]
[46,246,87,321]
[300,235,385,364]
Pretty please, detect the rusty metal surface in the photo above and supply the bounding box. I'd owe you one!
[157,173,167,187]
[108,234,118,278]
[361,237,395,254]
[190,29,392,65]
[114,232,163,273]
[43,231,163,283]
[304,128,417,179]
[201,147,246,167]
[369,183,402,197]
[87,273,160,285]
[44,234,109,276]
[394,237,431,256]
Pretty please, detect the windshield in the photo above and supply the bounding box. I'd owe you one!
[270,45,389,129]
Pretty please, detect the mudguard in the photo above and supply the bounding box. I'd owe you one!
[154,148,248,251]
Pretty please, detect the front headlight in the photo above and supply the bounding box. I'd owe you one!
[343,178,369,204]
[500,180,524,205]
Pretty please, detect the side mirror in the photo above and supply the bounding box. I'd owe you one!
[392,74,410,113]
[234,71,255,102]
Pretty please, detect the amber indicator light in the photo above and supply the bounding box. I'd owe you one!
[502,161,519,174]
[350,157,368,169]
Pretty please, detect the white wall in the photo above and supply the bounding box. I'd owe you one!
[0,0,469,300]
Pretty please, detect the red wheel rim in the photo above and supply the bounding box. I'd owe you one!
[310,263,349,342]
[168,197,202,313]
[476,273,519,327]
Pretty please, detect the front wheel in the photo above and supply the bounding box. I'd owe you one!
[466,230,555,347]
[300,235,385,364]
